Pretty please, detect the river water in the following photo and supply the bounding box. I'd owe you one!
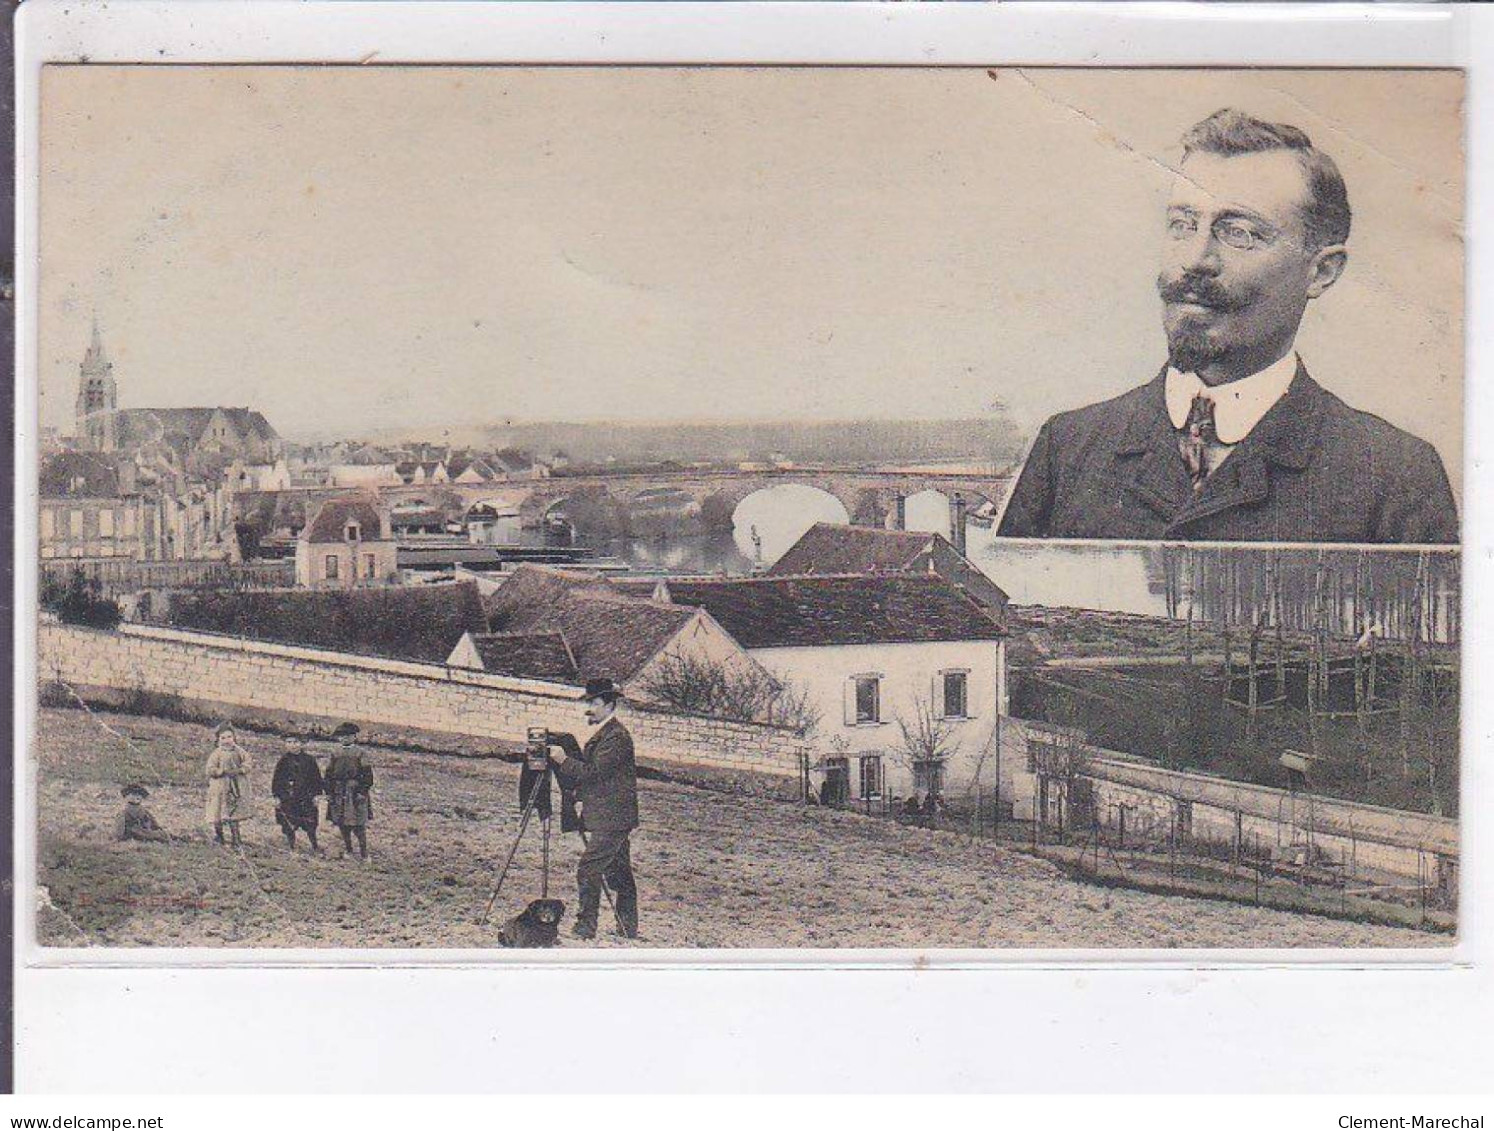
[600,483,1168,611]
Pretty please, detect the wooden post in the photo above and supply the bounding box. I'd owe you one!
[1247,621,1261,741]
[1401,553,1426,780]
[1307,552,1327,760]
[992,711,1002,842]
[1272,552,1286,704]
[1222,625,1232,707]
[1354,551,1367,736]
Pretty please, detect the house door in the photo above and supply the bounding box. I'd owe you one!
[822,758,850,808]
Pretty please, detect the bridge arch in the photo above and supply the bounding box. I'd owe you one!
[729,484,851,566]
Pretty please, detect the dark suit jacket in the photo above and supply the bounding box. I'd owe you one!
[550,717,639,834]
[996,363,1458,544]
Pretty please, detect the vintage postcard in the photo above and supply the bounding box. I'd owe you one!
[28,64,1463,953]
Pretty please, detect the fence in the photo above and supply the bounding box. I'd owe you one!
[41,558,295,596]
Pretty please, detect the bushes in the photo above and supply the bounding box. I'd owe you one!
[38,680,74,709]
[40,569,123,629]
[118,687,192,721]
[163,581,487,662]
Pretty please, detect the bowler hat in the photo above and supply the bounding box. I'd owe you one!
[121,783,149,800]
[332,722,361,739]
[583,677,622,703]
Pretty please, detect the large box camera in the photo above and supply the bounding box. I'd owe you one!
[525,726,550,771]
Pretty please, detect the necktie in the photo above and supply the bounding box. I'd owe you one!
[1180,392,1218,491]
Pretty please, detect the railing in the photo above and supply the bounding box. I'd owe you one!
[40,558,295,596]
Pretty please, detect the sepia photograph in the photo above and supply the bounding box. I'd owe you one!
[28,64,1464,953]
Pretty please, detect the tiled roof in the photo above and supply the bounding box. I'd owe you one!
[39,451,125,498]
[493,448,534,472]
[342,445,398,466]
[114,407,279,448]
[483,565,622,622]
[115,408,216,452]
[768,522,1009,612]
[466,631,579,683]
[768,522,934,575]
[390,507,445,527]
[486,566,696,682]
[651,573,1007,648]
[303,497,388,543]
[447,454,499,481]
[220,407,280,443]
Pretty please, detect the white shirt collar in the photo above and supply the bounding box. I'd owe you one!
[1165,352,1300,445]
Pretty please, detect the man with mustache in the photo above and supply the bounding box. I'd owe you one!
[996,109,1458,544]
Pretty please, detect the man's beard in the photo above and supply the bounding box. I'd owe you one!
[1165,316,1223,374]
[1157,270,1245,373]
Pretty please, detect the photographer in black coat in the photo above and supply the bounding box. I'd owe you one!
[545,678,639,940]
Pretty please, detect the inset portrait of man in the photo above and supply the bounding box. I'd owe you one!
[996,108,1458,545]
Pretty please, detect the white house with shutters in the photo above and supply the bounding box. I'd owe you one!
[295,496,398,589]
[628,573,1009,807]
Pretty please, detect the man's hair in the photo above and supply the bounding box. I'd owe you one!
[1180,108,1351,251]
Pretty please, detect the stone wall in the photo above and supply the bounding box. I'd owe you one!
[37,622,810,786]
[1077,757,1458,881]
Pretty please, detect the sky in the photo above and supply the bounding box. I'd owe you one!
[37,65,1463,489]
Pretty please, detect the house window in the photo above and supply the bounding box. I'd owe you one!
[853,675,880,725]
[859,755,884,800]
[121,509,135,536]
[69,510,83,538]
[364,553,378,579]
[98,509,115,538]
[913,760,945,797]
[325,554,340,580]
[40,510,54,539]
[941,670,969,719]
[345,522,361,541]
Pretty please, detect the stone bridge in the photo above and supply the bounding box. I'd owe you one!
[248,467,1014,529]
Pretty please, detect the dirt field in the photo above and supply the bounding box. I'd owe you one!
[32,706,1441,949]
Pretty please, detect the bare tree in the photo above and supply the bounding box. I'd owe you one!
[1027,720,1093,833]
[641,652,820,736]
[891,694,960,800]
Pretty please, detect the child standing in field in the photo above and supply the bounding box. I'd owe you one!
[204,721,249,847]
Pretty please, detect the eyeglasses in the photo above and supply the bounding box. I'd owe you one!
[1166,213,1277,252]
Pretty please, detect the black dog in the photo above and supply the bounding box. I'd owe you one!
[496,898,566,948]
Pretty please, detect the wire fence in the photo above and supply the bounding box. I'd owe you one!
[802,758,1455,932]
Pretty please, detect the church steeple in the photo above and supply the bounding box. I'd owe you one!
[75,317,118,451]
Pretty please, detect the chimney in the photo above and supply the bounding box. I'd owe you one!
[893,493,906,531]
[951,492,967,555]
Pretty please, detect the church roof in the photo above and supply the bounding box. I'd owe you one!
[113,407,280,450]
